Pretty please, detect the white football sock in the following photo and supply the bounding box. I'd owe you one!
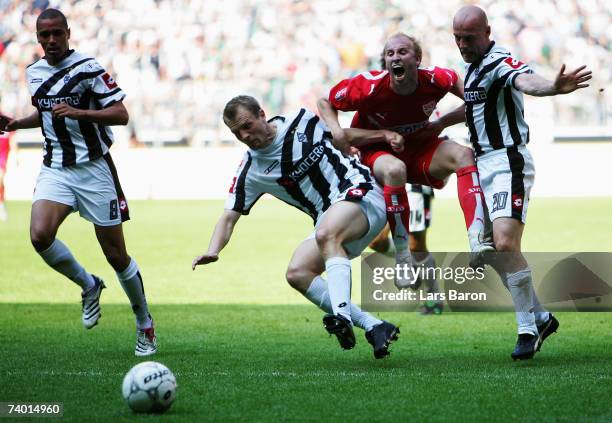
[116,259,152,329]
[506,268,537,335]
[38,239,95,291]
[416,253,439,294]
[325,257,352,323]
[531,287,550,326]
[305,276,382,331]
[500,272,549,326]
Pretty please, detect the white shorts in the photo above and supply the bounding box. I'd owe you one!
[309,184,387,259]
[477,146,535,223]
[407,184,433,232]
[33,154,130,226]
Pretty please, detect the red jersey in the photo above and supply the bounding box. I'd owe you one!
[329,66,458,142]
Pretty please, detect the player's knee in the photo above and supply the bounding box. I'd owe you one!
[456,146,475,167]
[494,235,519,253]
[30,226,54,252]
[103,248,129,271]
[314,226,340,249]
[382,161,407,185]
[285,266,310,293]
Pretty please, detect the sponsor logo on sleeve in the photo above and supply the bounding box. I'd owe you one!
[504,57,525,69]
[101,72,118,89]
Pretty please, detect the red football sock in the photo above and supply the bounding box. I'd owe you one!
[383,185,410,253]
[456,165,485,231]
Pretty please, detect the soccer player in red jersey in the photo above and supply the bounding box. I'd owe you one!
[318,33,492,289]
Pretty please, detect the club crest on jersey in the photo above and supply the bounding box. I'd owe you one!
[422,101,436,116]
[297,132,307,143]
[102,72,118,89]
[504,57,525,69]
[63,74,71,83]
[334,87,347,101]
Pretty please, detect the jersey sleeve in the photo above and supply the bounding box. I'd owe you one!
[224,152,263,215]
[494,56,533,88]
[88,60,126,108]
[427,66,459,92]
[328,70,387,111]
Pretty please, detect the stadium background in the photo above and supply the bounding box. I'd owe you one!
[1,0,611,200]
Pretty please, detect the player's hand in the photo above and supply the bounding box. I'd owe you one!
[192,254,219,270]
[383,130,404,153]
[52,103,83,119]
[554,64,592,94]
[411,120,444,142]
[0,113,18,133]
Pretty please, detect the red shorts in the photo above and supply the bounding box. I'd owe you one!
[359,137,445,189]
[0,134,10,171]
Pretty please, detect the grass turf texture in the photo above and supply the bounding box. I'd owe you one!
[1,199,611,421]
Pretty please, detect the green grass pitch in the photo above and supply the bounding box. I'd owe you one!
[1,198,611,421]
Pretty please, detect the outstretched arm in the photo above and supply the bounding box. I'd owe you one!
[514,65,592,97]
[317,98,350,153]
[52,101,129,125]
[192,209,241,270]
[0,111,40,133]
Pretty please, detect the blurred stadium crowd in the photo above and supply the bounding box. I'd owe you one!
[0,0,610,146]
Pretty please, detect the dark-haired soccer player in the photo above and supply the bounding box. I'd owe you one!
[193,95,400,359]
[0,8,156,356]
[318,32,492,291]
[452,5,591,359]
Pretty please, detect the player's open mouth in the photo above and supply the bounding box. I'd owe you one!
[391,63,406,79]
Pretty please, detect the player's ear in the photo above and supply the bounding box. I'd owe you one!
[67,27,71,40]
[259,108,266,120]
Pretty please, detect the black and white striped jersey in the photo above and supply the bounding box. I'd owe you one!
[463,42,533,156]
[225,108,375,224]
[26,50,126,168]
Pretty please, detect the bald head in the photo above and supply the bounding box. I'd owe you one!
[452,5,491,63]
[453,5,488,30]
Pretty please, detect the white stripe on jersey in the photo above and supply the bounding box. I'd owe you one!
[225,109,375,224]
[26,50,126,168]
[463,42,532,156]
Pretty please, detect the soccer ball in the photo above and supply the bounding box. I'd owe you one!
[122,361,177,413]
